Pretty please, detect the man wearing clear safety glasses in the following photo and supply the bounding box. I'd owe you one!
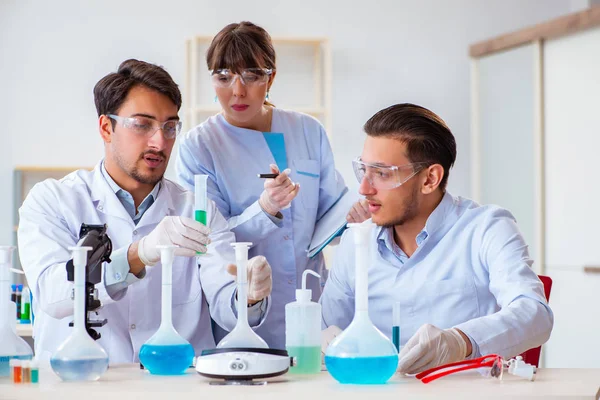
[17,59,273,364]
[320,103,553,375]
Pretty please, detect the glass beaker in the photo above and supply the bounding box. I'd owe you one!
[50,246,109,381]
[217,242,268,349]
[0,246,33,377]
[324,221,398,384]
[139,245,195,375]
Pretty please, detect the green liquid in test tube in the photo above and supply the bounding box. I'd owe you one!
[195,175,208,255]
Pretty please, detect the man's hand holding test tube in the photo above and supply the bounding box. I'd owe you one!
[257,164,299,216]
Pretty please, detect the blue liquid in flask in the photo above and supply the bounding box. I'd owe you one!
[325,355,398,384]
[139,343,194,375]
[50,357,108,381]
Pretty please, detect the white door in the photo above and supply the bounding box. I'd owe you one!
[543,26,600,368]
[473,43,543,273]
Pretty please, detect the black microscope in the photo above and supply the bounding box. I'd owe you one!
[65,223,112,341]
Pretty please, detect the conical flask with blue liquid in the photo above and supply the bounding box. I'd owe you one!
[139,245,195,374]
[324,221,398,384]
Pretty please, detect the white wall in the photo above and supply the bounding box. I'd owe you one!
[0,0,572,246]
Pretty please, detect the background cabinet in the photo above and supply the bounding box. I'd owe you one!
[184,36,332,135]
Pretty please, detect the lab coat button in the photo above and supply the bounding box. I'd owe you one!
[114,272,122,281]
[133,230,138,235]
[130,324,136,330]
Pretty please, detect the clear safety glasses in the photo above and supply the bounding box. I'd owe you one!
[416,354,536,384]
[107,114,182,140]
[352,158,430,190]
[210,68,274,88]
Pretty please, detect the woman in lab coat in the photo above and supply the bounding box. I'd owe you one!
[176,21,352,349]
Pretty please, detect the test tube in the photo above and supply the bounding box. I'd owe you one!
[15,285,22,320]
[20,287,30,323]
[11,359,22,383]
[30,360,39,383]
[21,360,30,383]
[194,175,208,255]
[393,302,401,352]
[10,284,16,305]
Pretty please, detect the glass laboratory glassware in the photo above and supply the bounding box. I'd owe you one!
[139,245,195,375]
[217,242,268,349]
[0,246,33,377]
[195,175,208,255]
[324,221,398,384]
[286,270,322,374]
[392,301,401,352]
[50,246,109,381]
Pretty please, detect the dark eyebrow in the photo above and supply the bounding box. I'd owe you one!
[130,113,180,121]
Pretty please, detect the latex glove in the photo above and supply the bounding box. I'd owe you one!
[226,256,272,303]
[346,199,371,223]
[397,324,468,374]
[259,164,300,216]
[321,325,343,356]
[138,216,211,266]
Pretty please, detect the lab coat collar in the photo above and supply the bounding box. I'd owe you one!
[89,161,175,226]
[134,177,177,230]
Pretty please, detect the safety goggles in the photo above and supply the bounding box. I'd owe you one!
[352,158,430,190]
[416,354,536,384]
[107,114,182,140]
[209,68,273,88]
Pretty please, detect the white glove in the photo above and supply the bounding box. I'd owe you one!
[346,199,371,223]
[226,256,272,303]
[259,164,300,215]
[138,216,211,266]
[321,325,343,356]
[397,324,468,374]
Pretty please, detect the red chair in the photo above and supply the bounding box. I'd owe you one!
[519,275,553,367]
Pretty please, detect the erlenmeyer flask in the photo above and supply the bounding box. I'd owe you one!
[0,246,33,377]
[324,221,398,384]
[50,246,109,381]
[217,242,268,349]
[139,245,195,375]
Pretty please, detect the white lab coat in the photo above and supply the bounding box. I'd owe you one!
[18,164,251,363]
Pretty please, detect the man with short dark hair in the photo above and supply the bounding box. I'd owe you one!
[19,59,273,363]
[320,103,553,374]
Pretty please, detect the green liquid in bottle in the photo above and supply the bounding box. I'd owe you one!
[195,209,207,255]
[287,346,321,374]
